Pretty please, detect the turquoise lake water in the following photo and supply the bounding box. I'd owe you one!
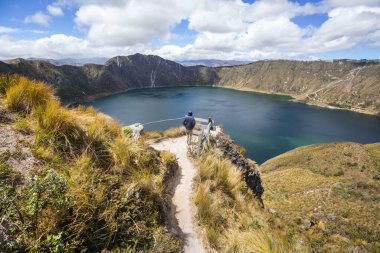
[84,87,380,164]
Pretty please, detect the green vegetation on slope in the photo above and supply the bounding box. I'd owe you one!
[0,74,182,252]
[261,142,380,253]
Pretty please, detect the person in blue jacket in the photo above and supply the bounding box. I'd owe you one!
[183,111,196,145]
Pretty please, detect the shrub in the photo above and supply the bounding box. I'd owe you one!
[0,159,25,252]
[6,77,53,113]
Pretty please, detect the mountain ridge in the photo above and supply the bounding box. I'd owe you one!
[0,54,379,115]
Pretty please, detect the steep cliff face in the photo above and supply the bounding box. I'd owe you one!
[103,54,218,89]
[1,55,379,115]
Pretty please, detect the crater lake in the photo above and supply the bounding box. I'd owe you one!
[84,87,380,164]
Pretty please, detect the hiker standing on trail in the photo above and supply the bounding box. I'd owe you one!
[183,111,196,145]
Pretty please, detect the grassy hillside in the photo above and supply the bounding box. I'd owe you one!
[0,74,182,252]
[261,142,380,252]
[215,60,380,115]
[1,74,379,253]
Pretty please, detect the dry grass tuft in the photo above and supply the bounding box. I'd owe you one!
[6,76,53,113]
[162,126,186,138]
[111,135,139,174]
[199,149,243,196]
[35,99,84,154]
[194,149,289,252]
[143,126,186,140]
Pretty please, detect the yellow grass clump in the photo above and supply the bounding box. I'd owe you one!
[143,126,186,140]
[194,149,289,252]
[6,76,54,113]
[35,99,84,154]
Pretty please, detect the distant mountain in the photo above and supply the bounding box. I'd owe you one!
[178,59,250,67]
[3,57,109,66]
[0,54,379,115]
[0,54,217,103]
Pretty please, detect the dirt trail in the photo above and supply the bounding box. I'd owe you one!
[151,136,205,253]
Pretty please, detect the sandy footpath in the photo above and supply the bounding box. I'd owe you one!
[151,136,205,253]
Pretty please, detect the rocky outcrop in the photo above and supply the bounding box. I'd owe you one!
[1,55,380,115]
[215,133,264,205]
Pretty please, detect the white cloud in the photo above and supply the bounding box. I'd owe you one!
[47,5,64,16]
[303,6,380,53]
[188,0,247,33]
[238,17,305,50]
[324,0,380,8]
[367,30,380,47]
[0,26,18,33]
[0,34,149,59]
[75,0,197,46]
[2,0,379,61]
[244,0,306,20]
[24,12,51,26]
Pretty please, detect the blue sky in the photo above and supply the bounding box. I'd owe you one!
[0,0,379,60]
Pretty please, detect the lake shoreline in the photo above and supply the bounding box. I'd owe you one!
[216,85,379,117]
[73,84,379,117]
